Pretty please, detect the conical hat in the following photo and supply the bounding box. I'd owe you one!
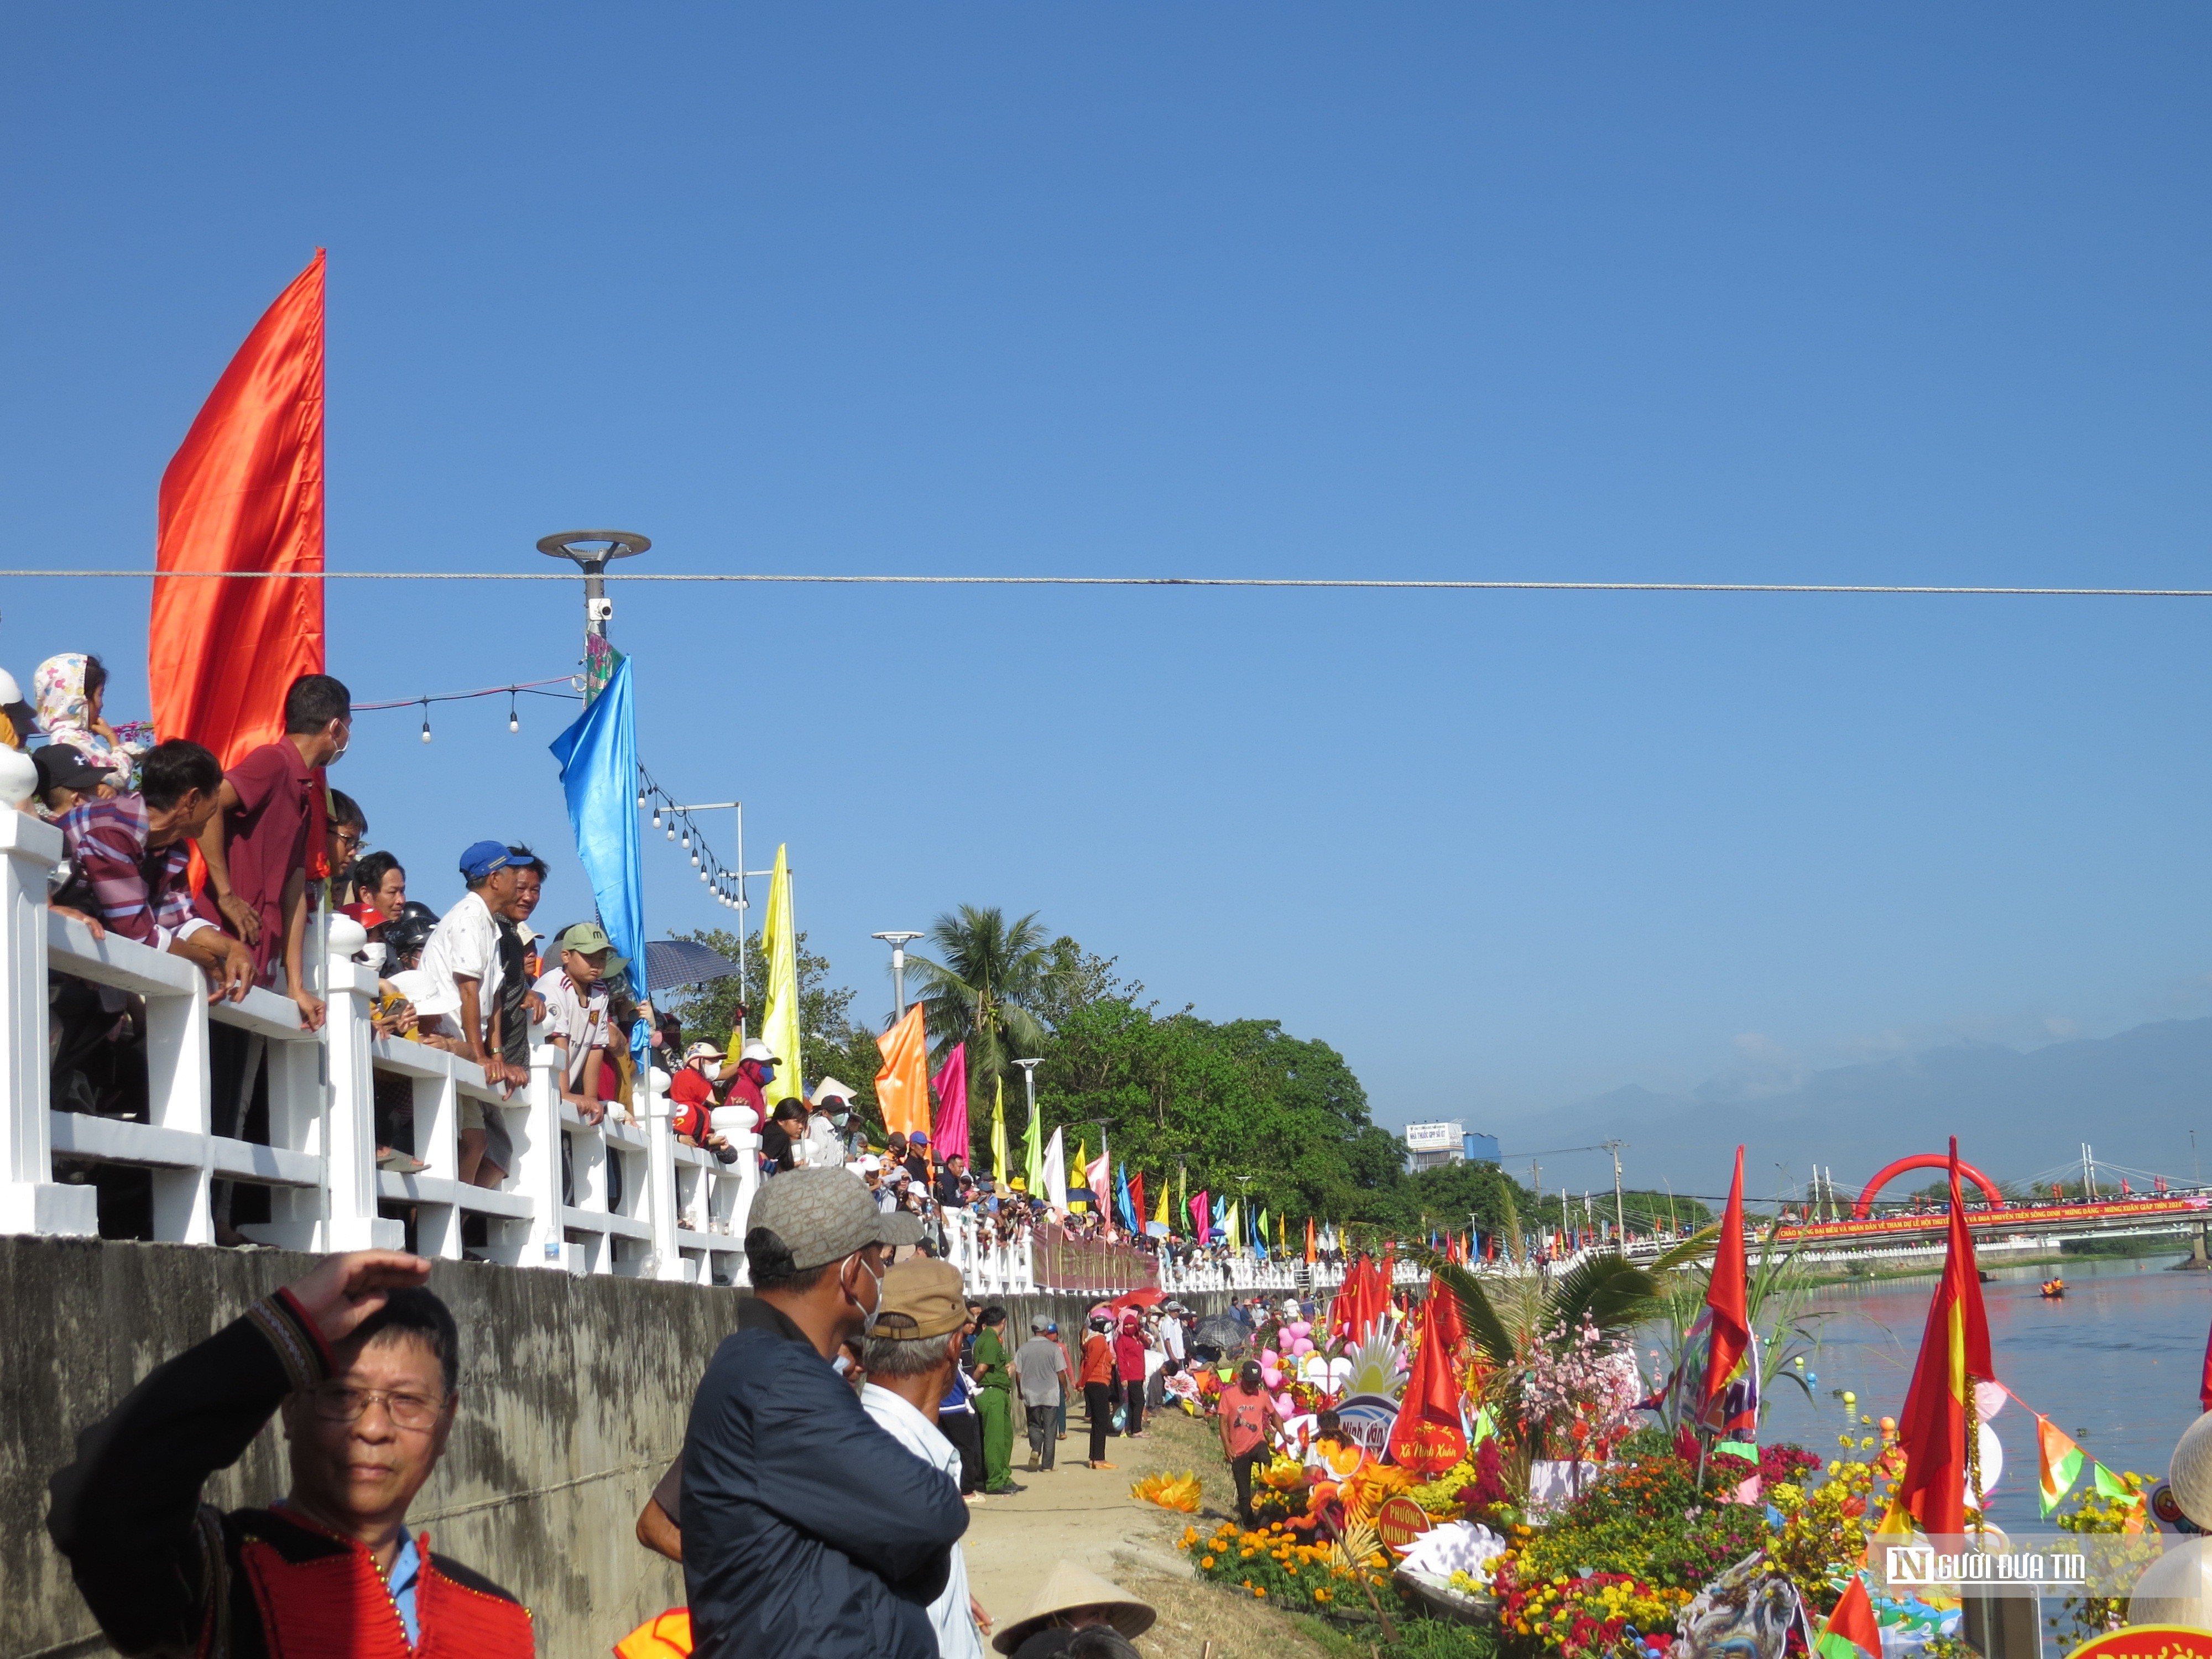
[990,1559,1156,1654]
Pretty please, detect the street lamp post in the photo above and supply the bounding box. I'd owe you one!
[873,931,923,1019]
[538,529,650,700]
[1012,1057,1041,1190]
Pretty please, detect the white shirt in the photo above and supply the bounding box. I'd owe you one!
[416,890,501,1035]
[859,1384,983,1659]
[532,966,608,1087]
[1159,1314,1185,1361]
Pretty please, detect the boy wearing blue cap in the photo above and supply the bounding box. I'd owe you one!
[417,841,525,1185]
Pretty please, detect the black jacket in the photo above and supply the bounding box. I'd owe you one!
[46,1291,525,1659]
[682,1298,968,1659]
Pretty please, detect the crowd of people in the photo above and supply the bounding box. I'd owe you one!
[45,1166,1196,1659]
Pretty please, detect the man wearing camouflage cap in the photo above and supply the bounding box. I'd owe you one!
[684,1168,971,1658]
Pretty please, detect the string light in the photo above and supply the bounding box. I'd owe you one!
[637,788,648,808]
[651,806,661,828]
[419,700,432,743]
[508,692,519,733]
[665,823,676,841]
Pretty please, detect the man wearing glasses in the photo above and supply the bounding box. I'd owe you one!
[48,1250,532,1657]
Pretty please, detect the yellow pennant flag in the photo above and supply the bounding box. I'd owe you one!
[874,1003,930,1138]
[991,1076,1008,1186]
[750,844,802,1096]
[1152,1180,1169,1227]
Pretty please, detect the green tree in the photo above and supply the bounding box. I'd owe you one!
[907,906,1066,1112]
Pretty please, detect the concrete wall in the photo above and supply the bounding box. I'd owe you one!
[1,1235,1228,1659]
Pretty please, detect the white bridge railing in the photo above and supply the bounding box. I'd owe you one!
[0,812,753,1284]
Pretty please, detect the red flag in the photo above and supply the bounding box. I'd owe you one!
[1890,1138,1995,1537]
[152,252,325,765]
[1813,1575,1881,1659]
[1702,1146,1751,1426]
[2198,1311,2212,1413]
[1387,1287,1469,1474]
[1426,1270,1466,1351]
[1129,1170,1146,1234]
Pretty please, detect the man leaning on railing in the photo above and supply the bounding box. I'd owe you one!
[51,737,256,1004]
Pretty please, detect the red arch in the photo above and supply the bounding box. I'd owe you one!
[1853,1154,2005,1219]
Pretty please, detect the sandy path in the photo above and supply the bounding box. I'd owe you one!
[959,1405,1341,1659]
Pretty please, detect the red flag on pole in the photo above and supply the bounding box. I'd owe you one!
[152,252,326,764]
[1388,1288,1469,1474]
[1426,1270,1466,1351]
[1887,1138,1995,1537]
[1129,1170,1146,1233]
[1702,1146,1751,1428]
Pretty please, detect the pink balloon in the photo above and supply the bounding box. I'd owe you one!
[1291,1337,1315,1354]
[1274,1393,1296,1417]
[1261,1348,1280,1366]
[1261,1366,1282,1389]
[1288,1321,1313,1337]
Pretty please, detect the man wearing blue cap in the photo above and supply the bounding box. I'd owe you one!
[417,841,525,1185]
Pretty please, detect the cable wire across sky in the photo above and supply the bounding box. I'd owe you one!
[8,569,2212,597]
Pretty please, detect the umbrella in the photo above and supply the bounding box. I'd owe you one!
[641,939,743,995]
[1190,1314,1249,1360]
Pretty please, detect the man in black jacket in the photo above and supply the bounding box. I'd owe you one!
[47,1249,531,1658]
[685,1166,969,1658]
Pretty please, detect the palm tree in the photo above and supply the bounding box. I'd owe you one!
[905,905,1065,1115]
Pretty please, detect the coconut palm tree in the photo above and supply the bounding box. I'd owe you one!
[905,905,1066,1113]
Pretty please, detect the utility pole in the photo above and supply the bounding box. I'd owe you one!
[873,931,924,1020]
[1601,1138,1627,1245]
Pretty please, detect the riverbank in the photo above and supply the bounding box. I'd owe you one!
[1802,1246,2200,1287]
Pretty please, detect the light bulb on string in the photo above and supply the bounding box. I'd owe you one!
[508,692,519,733]
[650,805,661,828]
[637,788,648,808]
[420,700,432,743]
[698,869,709,883]
[680,827,690,849]
[666,823,676,841]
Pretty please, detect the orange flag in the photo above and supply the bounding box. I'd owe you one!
[1387,1288,1469,1474]
[152,251,325,764]
[874,1004,931,1138]
[1304,1216,1316,1265]
[1888,1137,1994,1537]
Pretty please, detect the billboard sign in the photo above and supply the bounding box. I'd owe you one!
[1404,1121,1462,1152]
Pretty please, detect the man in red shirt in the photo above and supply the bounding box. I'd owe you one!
[719,1037,779,1133]
[1218,1360,1284,1525]
[195,674,352,1030]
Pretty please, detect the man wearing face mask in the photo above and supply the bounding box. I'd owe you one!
[719,1037,779,1134]
[685,1166,969,1659]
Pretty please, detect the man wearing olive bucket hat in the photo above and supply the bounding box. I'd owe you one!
[989,1561,1156,1658]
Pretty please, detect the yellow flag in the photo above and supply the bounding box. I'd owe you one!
[991,1077,1008,1185]
[1072,1139,1088,1211]
[1225,1197,1240,1249]
[1152,1180,1168,1227]
[748,843,801,1098]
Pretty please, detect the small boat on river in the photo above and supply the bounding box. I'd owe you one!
[2040,1277,2066,1298]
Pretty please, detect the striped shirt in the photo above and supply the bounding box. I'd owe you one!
[56,795,213,951]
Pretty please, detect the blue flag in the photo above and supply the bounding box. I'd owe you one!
[1115,1164,1136,1233]
[550,654,646,1062]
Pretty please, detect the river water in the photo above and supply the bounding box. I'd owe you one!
[1754,1256,2212,1526]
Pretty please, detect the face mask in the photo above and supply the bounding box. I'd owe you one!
[758,1062,776,1084]
[847,1253,886,1335]
[358,942,387,971]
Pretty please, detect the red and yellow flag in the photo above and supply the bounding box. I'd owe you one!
[1812,1575,1880,1659]
[1702,1146,1751,1428]
[1387,1287,1469,1474]
[1886,1136,1994,1537]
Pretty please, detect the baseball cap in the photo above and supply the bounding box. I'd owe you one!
[745,1166,920,1271]
[682,1041,726,1066]
[909,1130,930,1147]
[872,1258,967,1342]
[557,922,613,954]
[739,1038,779,1065]
[33,744,111,795]
[458,840,514,881]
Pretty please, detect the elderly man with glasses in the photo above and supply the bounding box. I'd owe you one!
[48,1250,531,1658]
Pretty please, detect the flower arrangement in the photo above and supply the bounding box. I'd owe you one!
[1178,1519,1401,1615]
[1131,1470,1203,1512]
[1520,1318,1644,1465]
[1490,1566,1693,1659]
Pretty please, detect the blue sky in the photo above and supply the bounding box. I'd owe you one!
[5,6,2211,1180]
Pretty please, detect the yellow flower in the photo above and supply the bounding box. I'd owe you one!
[1252,1587,1267,1598]
[1314,1588,1332,1603]
[1200,1557,1215,1569]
